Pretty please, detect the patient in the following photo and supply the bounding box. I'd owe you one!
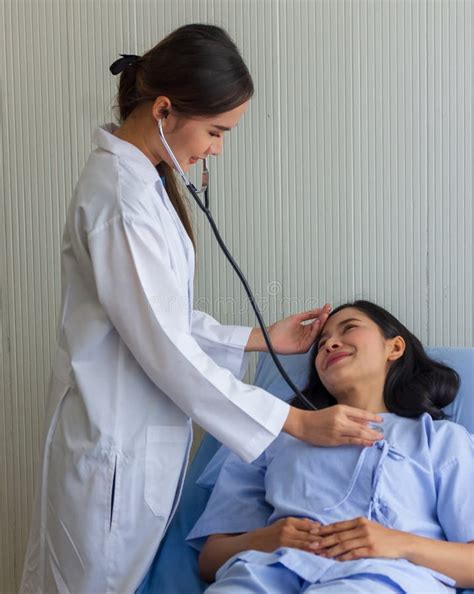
[187,301,474,593]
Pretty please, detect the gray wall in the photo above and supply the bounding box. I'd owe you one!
[1,0,473,590]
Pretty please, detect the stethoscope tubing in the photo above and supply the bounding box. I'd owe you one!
[158,120,317,411]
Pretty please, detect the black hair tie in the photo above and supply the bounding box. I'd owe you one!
[109,54,141,75]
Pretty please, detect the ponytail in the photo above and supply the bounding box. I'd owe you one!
[113,56,195,246]
[112,24,254,249]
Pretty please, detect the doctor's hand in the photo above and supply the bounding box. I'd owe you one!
[246,304,331,354]
[284,405,384,448]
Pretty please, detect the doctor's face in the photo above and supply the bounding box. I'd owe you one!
[314,308,402,397]
[157,101,249,173]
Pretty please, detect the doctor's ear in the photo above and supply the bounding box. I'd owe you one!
[152,96,172,121]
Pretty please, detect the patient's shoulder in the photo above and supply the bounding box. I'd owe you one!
[430,414,473,443]
[425,414,474,468]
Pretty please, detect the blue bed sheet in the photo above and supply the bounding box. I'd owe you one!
[137,347,474,594]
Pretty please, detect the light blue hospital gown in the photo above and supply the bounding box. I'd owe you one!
[187,413,474,593]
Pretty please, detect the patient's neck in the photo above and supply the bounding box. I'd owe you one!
[331,379,389,413]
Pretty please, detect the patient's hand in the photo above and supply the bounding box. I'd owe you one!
[308,517,474,588]
[308,517,409,560]
[199,518,322,582]
[249,517,322,553]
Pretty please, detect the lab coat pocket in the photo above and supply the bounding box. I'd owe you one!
[144,425,190,518]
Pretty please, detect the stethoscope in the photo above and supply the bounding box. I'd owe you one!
[158,119,317,411]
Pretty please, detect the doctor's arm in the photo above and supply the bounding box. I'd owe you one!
[88,215,383,458]
[191,303,329,379]
[190,309,252,379]
[191,311,383,448]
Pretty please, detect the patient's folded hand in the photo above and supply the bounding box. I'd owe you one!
[249,517,322,553]
[308,517,409,561]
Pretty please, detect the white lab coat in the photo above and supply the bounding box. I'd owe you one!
[20,124,289,594]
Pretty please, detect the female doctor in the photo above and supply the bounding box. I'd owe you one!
[21,24,383,594]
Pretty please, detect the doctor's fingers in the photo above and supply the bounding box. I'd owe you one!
[296,304,331,323]
[298,413,378,447]
[329,409,384,442]
[340,422,384,443]
[306,315,329,339]
[339,405,384,425]
[323,419,382,446]
[346,427,384,445]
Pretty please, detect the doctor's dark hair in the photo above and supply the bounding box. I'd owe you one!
[293,301,460,420]
[114,24,254,247]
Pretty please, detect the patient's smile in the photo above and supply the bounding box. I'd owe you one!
[326,352,352,369]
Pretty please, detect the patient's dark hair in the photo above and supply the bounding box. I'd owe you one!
[293,301,459,420]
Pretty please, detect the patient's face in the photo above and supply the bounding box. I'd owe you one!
[315,308,396,395]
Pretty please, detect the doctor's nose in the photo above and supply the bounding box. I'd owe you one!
[209,137,224,156]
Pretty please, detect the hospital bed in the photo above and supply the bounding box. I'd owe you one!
[137,347,474,594]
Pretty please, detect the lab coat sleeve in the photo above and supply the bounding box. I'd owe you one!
[191,310,252,380]
[186,451,271,550]
[87,214,289,463]
[434,426,474,543]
